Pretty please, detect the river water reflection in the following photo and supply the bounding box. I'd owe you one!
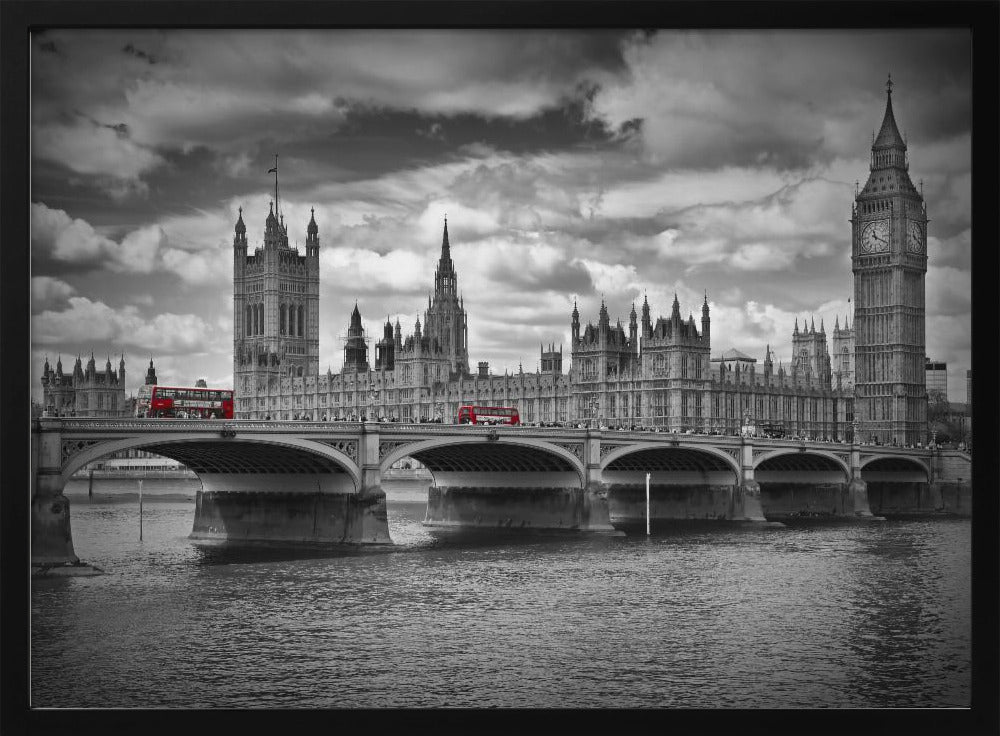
[31,481,971,708]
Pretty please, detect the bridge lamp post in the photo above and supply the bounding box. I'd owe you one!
[588,394,599,429]
[367,386,378,423]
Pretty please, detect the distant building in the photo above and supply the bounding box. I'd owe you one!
[925,359,948,399]
[830,312,854,390]
[40,353,128,417]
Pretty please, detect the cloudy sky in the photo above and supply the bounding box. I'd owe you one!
[30,29,971,402]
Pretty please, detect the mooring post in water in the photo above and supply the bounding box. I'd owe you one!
[646,472,651,536]
[139,478,143,541]
[88,468,94,501]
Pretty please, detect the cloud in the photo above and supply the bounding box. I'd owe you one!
[589,30,970,171]
[31,277,76,309]
[32,296,223,354]
[32,202,228,283]
[32,116,164,196]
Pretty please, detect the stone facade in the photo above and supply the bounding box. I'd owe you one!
[232,202,320,417]
[851,77,928,445]
[231,213,855,438]
[831,312,855,390]
[40,353,128,417]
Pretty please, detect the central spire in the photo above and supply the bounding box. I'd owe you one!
[442,216,450,258]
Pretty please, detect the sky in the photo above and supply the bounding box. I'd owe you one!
[29,29,972,403]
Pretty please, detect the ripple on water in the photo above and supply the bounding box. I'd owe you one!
[30,496,971,708]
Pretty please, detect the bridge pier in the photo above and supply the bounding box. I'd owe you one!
[847,443,877,518]
[190,423,391,546]
[31,419,105,575]
[422,431,619,534]
[732,440,769,523]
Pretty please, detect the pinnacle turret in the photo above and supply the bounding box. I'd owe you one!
[235,206,246,236]
[307,207,318,235]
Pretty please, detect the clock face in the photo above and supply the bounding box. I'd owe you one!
[906,221,924,253]
[860,220,889,254]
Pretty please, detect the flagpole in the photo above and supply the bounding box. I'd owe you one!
[139,478,143,542]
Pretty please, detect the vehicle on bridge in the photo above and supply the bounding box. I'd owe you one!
[135,385,234,419]
[758,421,785,439]
[457,405,520,426]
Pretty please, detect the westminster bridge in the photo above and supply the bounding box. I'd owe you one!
[31,418,972,566]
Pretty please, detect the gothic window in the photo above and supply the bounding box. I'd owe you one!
[280,304,287,335]
[298,305,304,337]
[246,306,252,336]
[682,355,688,379]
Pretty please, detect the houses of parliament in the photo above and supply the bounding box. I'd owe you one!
[229,78,927,444]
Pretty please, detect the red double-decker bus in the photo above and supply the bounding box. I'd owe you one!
[457,405,520,426]
[135,385,234,419]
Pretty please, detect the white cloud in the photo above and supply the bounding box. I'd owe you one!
[31,276,76,308]
[32,296,223,354]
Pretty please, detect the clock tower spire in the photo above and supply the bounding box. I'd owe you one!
[851,76,928,445]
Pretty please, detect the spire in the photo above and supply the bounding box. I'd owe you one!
[441,216,451,262]
[702,290,710,314]
[810,316,815,333]
[834,315,840,331]
[874,73,905,151]
[820,318,825,334]
[794,317,799,335]
[307,207,318,235]
[630,302,637,322]
[572,298,579,320]
[235,206,246,236]
[671,293,681,320]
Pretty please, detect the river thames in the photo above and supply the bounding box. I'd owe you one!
[31,479,970,709]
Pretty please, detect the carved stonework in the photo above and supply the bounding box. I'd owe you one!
[752,449,769,461]
[599,443,627,459]
[554,442,584,460]
[379,440,416,461]
[318,439,358,461]
[722,448,741,465]
[61,439,103,463]
[836,453,850,466]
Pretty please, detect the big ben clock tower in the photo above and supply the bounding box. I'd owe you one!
[851,75,928,445]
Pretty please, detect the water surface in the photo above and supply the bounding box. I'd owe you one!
[32,481,971,708]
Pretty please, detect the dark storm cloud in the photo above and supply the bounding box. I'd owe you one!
[590,30,971,171]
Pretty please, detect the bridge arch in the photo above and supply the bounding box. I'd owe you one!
[600,442,741,478]
[59,434,362,490]
[752,449,851,479]
[860,455,929,482]
[379,436,586,486]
